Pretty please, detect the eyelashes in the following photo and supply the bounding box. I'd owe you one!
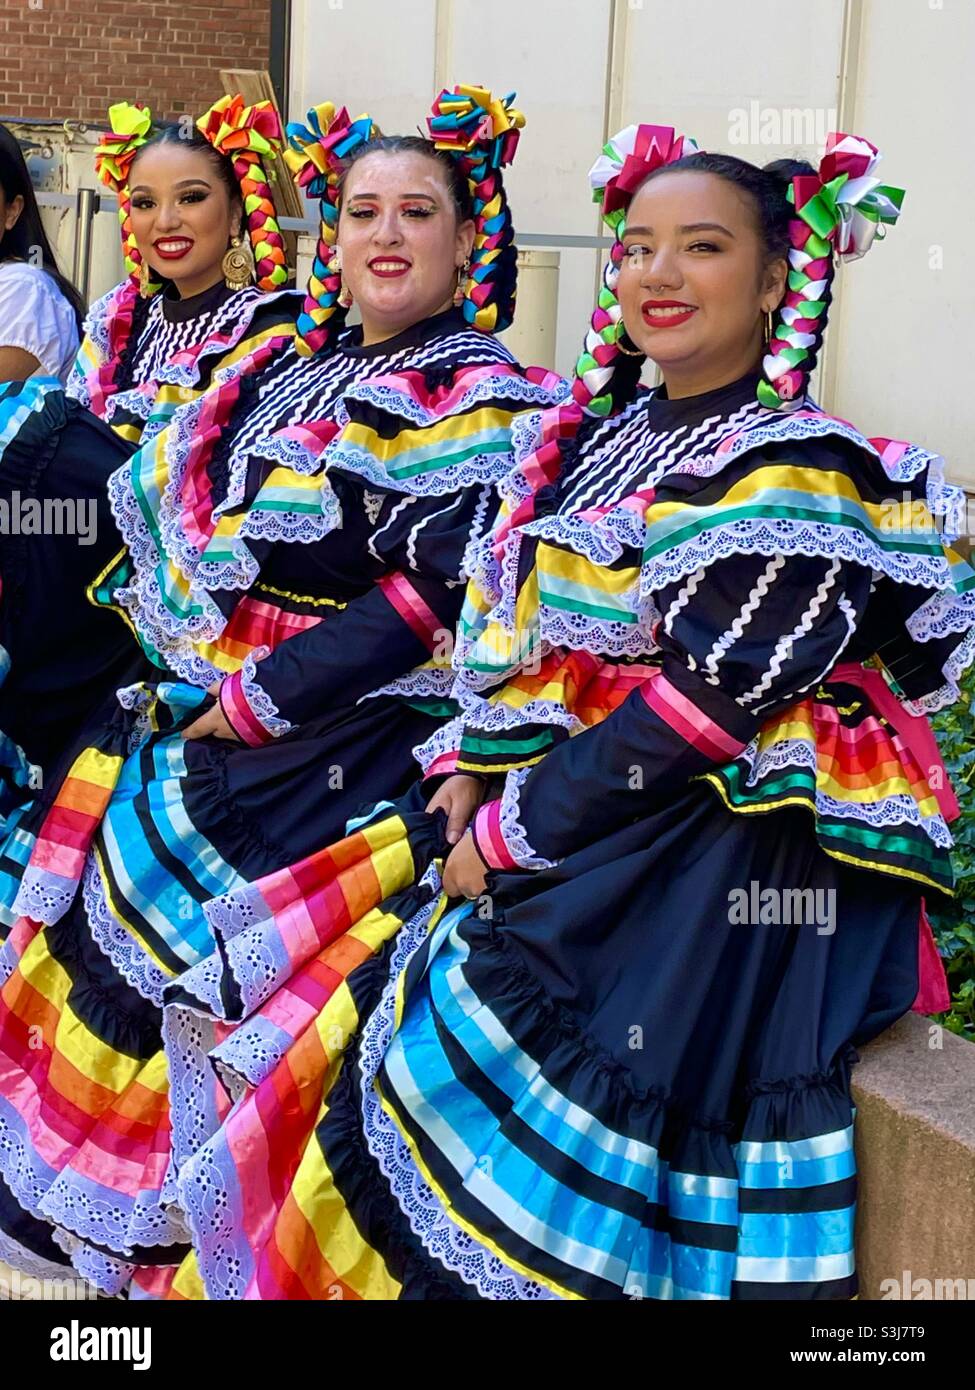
[623,241,721,259]
[346,206,437,219]
[131,191,210,211]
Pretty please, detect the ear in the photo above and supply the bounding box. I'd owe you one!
[5,193,24,232]
[455,216,476,267]
[761,254,789,314]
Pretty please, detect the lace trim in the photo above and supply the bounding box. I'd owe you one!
[496,768,559,870]
[360,667,456,703]
[0,1226,86,1287]
[358,898,558,1299]
[160,1001,224,1179]
[326,443,522,500]
[906,586,975,644]
[343,370,567,432]
[736,736,952,845]
[82,854,172,1006]
[456,685,584,737]
[11,867,77,927]
[905,624,975,714]
[414,715,465,774]
[235,646,294,737]
[50,1229,134,1297]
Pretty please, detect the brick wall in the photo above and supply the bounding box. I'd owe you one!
[0,0,273,123]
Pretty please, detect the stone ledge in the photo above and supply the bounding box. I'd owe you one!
[854,1012,975,1298]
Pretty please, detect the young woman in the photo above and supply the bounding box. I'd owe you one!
[0,123,83,383]
[67,95,297,444]
[159,126,973,1301]
[0,87,567,1297]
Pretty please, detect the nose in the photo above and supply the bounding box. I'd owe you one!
[639,245,682,292]
[154,200,183,233]
[370,206,404,247]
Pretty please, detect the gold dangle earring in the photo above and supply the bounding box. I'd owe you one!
[453,256,471,307]
[138,256,152,299]
[329,245,353,308]
[223,233,255,291]
[763,308,774,347]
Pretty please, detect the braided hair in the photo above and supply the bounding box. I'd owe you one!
[284,104,382,357]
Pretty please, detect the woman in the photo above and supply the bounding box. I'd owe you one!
[0,95,300,792]
[162,126,973,1301]
[0,87,566,1296]
[0,123,83,383]
[67,95,297,445]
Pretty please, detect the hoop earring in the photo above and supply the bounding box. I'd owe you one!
[223,234,255,291]
[614,323,644,357]
[453,255,471,307]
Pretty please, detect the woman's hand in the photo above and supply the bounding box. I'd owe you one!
[425,773,484,845]
[442,829,488,900]
[182,683,241,742]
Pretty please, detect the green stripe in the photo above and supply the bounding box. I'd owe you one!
[643,503,942,562]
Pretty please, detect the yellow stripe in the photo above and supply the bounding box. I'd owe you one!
[254,582,347,610]
[342,404,514,460]
[170,1251,207,1300]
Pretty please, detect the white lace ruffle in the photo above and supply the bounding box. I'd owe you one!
[344,370,569,434]
[360,667,456,703]
[413,715,465,774]
[495,767,560,870]
[235,646,294,737]
[81,855,172,1006]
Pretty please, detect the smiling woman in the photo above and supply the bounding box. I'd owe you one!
[66,95,300,447]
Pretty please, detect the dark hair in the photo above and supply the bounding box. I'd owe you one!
[0,121,86,331]
[129,122,242,211]
[336,134,475,224]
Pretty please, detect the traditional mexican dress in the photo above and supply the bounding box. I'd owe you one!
[0,306,567,1293]
[159,370,973,1301]
[67,279,300,445]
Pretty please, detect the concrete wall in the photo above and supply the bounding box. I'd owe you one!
[289,0,975,488]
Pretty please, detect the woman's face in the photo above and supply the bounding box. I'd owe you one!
[128,142,241,298]
[616,170,787,397]
[337,149,475,345]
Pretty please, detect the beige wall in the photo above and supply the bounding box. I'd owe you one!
[290,0,974,487]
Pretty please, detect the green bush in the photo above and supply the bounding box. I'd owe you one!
[929,660,975,1041]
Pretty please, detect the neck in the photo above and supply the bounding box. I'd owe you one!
[659,338,764,401]
[359,293,456,347]
[169,267,227,301]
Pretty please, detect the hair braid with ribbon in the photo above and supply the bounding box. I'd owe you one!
[197,94,289,292]
[577,124,700,417]
[94,100,155,288]
[427,84,524,333]
[285,103,381,356]
[757,133,904,407]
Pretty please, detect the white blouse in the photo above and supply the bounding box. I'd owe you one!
[0,260,80,383]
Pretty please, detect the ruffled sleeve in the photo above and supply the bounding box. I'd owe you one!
[470,549,873,869]
[216,359,569,743]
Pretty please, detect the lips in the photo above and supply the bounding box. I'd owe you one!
[641,299,697,328]
[153,238,194,261]
[368,257,411,279]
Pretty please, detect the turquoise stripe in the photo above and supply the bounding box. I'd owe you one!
[735,1123,854,1189]
[100,734,243,968]
[668,1171,739,1227]
[671,1242,739,1299]
[737,1206,854,1261]
[0,379,59,449]
[387,968,640,1286]
[734,1249,855,1283]
[436,928,664,1197]
[537,568,634,616]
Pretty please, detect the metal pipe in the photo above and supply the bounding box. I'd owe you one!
[72,186,96,303]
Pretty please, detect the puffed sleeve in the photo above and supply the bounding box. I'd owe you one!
[0,266,78,382]
[217,480,495,744]
[469,550,874,870]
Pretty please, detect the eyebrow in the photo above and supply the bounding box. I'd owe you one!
[130,179,212,194]
[346,192,439,202]
[623,222,735,237]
